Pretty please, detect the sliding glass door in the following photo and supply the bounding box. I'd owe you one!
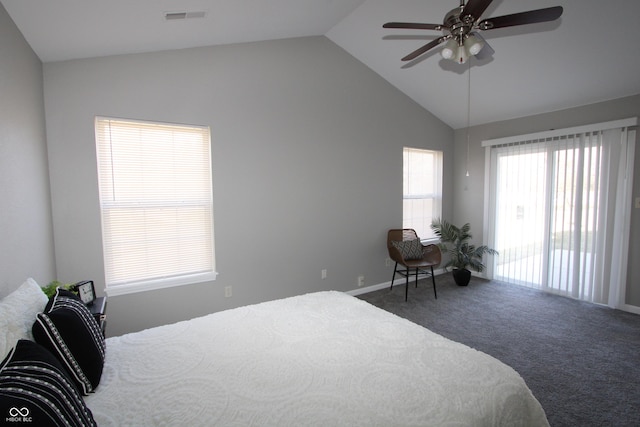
[486,120,636,308]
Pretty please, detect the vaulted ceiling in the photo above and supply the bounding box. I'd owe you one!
[3,0,640,128]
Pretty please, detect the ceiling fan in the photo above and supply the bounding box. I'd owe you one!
[383,0,563,64]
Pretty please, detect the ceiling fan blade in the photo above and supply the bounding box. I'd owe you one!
[478,6,563,30]
[401,36,447,61]
[461,0,494,22]
[383,22,442,30]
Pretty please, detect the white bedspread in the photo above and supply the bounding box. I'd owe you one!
[85,291,549,426]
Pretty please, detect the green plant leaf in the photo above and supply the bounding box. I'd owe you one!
[41,281,75,298]
[430,218,498,271]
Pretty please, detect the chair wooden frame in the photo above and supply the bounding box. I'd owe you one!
[387,229,441,301]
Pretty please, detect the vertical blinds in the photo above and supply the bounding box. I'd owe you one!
[95,117,215,290]
[485,118,636,308]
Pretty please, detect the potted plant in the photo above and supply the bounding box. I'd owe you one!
[41,281,74,298]
[430,218,498,286]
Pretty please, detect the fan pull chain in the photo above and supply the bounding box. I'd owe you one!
[466,60,471,178]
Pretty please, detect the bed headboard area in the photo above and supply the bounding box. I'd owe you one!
[1,279,101,425]
[0,278,49,357]
[0,280,22,300]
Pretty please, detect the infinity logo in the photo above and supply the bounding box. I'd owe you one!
[9,407,29,417]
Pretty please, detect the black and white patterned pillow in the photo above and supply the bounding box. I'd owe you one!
[0,339,96,426]
[392,239,424,260]
[32,289,105,395]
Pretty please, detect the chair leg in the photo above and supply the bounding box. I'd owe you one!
[415,268,419,287]
[390,263,398,290]
[431,266,437,299]
[405,268,409,301]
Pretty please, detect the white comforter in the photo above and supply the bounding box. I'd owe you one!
[85,291,549,426]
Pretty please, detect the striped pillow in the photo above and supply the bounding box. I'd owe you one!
[32,289,105,395]
[0,339,96,426]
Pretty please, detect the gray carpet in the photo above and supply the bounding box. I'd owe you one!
[357,274,640,427]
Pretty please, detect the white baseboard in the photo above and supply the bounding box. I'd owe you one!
[346,281,391,296]
[346,272,640,316]
[621,304,640,315]
[346,268,447,297]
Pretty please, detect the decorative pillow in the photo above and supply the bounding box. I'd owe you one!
[392,239,424,260]
[0,339,96,426]
[32,289,105,395]
[0,278,49,359]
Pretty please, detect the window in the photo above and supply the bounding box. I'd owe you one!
[95,117,216,296]
[403,147,443,240]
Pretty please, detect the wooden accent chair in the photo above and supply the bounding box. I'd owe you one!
[387,229,441,301]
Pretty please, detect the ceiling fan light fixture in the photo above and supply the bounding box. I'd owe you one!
[464,33,485,56]
[456,44,468,64]
[440,38,457,59]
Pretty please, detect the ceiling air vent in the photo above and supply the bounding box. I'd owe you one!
[164,11,207,21]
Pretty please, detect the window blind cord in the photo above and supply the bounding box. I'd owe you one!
[107,121,117,202]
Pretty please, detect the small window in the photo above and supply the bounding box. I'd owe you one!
[403,147,443,240]
[95,117,216,295]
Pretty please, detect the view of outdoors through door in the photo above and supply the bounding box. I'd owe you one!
[493,146,547,288]
[493,137,603,299]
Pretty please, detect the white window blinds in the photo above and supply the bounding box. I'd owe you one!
[403,147,443,240]
[95,117,216,295]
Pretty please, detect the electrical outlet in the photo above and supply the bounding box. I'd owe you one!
[224,286,232,298]
[635,197,640,209]
[385,257,392,267]
[321,269,327,279]
[358,275,365,287]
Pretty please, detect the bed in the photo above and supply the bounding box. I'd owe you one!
[1,280,549,426]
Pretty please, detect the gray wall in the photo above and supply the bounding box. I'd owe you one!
[453,95,640,308]
[43,36,454,336]
[0,4,56,297]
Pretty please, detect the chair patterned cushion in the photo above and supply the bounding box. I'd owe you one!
[392,239,423,260]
